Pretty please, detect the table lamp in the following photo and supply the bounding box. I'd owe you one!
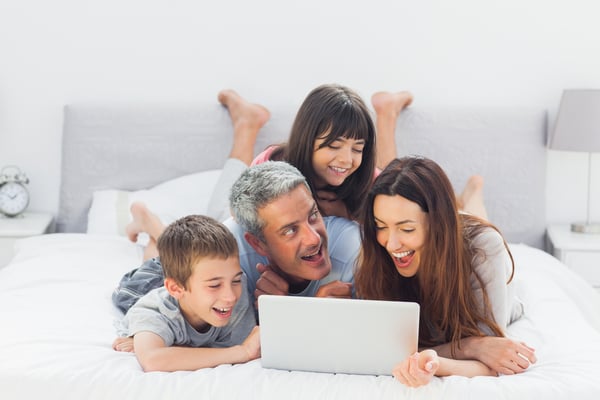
[548,89,600,233]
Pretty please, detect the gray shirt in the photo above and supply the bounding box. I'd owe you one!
[116,274,256,347]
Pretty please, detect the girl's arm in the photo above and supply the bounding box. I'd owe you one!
[392,350,495,387]
[133,326,260,372]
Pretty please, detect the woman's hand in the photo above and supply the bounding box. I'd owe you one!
[392,349,440,387]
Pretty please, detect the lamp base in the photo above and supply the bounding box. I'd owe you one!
[570,222,600,234]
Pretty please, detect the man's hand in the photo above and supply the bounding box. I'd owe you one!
[254,263,290,303]
[315,280,353,298]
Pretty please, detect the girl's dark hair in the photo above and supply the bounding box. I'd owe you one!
[270,83,376,219]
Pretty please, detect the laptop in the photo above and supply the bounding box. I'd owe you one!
[258,295,420,376]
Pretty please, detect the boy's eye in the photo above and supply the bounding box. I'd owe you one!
[208,284,221,289]
[232,279,242,285]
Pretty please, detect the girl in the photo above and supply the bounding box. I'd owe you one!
[250,83,377,220]
[355,156,536,386]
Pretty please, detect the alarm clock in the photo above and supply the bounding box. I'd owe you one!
[0,165,30,217]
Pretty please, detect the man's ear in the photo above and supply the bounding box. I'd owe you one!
[164,278,185,299]
[244,232,269,257]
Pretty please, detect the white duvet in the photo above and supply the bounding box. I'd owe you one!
[1,234,599,400]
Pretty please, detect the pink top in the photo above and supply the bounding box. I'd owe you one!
[250,145,278,166]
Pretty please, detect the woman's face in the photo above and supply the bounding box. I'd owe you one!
[373,194,428,278]
[312,133,365,188]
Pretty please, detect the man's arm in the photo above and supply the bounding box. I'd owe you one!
[133,327,260,372]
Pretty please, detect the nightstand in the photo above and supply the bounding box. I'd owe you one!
[546,224,600,294]
[0,212,54,268]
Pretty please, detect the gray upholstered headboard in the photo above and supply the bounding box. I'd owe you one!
[58,103,547,248]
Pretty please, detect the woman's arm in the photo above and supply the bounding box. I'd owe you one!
[392,349,495,387]
[133,326,260,372]
[432,337,536,375]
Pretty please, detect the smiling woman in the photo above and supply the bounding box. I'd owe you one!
[356,156,533,387]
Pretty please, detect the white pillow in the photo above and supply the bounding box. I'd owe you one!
[87,169,223,236]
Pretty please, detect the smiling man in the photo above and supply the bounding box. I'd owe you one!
[226,161,360,300]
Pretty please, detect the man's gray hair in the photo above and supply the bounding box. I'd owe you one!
[229,161,311,240]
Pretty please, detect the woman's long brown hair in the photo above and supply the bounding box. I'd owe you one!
[355,156,515,355]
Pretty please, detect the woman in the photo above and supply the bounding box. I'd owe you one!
[355,156,536,386]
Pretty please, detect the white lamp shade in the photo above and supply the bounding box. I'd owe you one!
[549,89,600,152]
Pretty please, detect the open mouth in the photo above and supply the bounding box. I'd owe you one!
[391,250,415,267]
[301,245,323,262]
[213,307,233,318]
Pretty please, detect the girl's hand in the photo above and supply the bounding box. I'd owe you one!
[392,350,440,387]
[315,190,350,219]
[241,326,261,361]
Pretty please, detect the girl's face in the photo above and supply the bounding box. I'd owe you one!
[373,194,428,278]
[312,133,365,188]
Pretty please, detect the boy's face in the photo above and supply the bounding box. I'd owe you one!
[170,256,243,332]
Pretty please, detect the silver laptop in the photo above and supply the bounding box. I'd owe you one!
[258,295,420,376]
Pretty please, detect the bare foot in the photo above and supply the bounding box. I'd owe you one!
[371,90,414,170]
[458,175,488,220]
[218,89,271,165]
[125,202,165,243]
[371,91,413,118]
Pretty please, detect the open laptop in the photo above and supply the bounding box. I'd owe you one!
[258,295,420,376]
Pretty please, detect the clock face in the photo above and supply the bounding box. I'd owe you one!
[0,182,30,217]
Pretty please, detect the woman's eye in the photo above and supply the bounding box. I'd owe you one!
[375,225,386,231]
[232,279,242,285]
[352,148,364,154]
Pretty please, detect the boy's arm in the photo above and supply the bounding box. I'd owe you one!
[133,326,261,372]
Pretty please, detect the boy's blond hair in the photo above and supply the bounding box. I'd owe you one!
[157,215,238,289]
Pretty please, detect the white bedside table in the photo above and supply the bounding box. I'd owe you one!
[0,212,54,268]
[546,224,600,294]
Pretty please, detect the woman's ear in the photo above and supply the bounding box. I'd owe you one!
[244,232,269,257]
[164,278,185,299]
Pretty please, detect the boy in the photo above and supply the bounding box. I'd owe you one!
[113,214,260,372]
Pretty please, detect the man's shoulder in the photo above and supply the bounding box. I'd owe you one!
[323,216,360,238]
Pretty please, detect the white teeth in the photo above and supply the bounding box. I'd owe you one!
[392,250,413,258]
[215,308,230,313]
[330,166,348,173]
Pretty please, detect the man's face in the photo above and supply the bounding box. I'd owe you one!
[255,185,331,286]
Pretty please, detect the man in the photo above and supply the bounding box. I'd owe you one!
[226,161,358,301]
[112,161,359,314]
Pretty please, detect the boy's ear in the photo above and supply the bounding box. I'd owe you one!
[244,232,269,257]
[164,278,185,299]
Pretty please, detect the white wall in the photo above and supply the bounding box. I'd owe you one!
[1,0,599,225]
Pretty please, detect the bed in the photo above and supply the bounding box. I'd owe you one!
[1,101,600,399]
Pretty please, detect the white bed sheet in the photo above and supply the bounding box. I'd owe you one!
[1,234,599,400]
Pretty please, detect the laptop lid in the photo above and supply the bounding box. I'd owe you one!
[258,295,420,376]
